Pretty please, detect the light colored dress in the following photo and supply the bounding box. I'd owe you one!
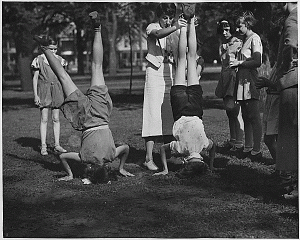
[142,22,177,137]
[236,33,262,100]
[31,54,67,108]
[169,116,210,161]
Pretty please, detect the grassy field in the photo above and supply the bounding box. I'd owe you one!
[2,81,298,238]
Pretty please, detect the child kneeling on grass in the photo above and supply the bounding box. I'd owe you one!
[33,11,134,184]
[154,16,216,176]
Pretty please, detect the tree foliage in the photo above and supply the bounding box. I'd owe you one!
[3,2,289,90]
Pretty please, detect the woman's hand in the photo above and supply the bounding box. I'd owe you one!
[230,59,241,68]
[174,18,187,29]
[34,95,41,106]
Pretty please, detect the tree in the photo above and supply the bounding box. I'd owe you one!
[3,2,41,91]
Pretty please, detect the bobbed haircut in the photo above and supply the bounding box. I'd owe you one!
[217,19,235,35]
[236,11,257,30]
[156,3,176,18]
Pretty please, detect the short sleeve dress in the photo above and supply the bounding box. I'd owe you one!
[31,54,67,108]
[60,85,116,166]
[236,33,263,100]
[215,36,243,98]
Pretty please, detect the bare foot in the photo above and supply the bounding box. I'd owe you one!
[119,169,135,177]
[153,170,168,176]
[58,176,73,181]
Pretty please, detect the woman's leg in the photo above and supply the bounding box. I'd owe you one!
[89,11,105,87]
[186,18,198,86]
[58,152,81,181]
[115,144,134,177]
[240,102,253,152]
[40,108,49,155]
[144,136,158,170]
[247,99,262,153]
[226,104,244,148]
[226,109,237,143]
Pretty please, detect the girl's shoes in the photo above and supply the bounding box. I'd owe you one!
[143,159,158,171]
[40,145,48,156]
[54,145,67,153]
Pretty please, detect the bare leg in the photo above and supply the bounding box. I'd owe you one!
[58,152,81,181]
[145,138,154,162]
[40,108,48,154]
[90,27,105,87]
[186,18,198,86]
[52,108,60,147]
[174,25,187,86]
[40,48,78,97]
[115,144,134,177]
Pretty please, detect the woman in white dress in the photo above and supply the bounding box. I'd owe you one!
[142,3,187,170]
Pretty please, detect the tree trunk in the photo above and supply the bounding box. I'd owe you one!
[76,28,85,75]
[18,54,33,91]
[108,12,118,76]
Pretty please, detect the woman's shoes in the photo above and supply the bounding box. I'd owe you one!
[54,145,67,153]
[143,159,158,171]
[40,144,48,156]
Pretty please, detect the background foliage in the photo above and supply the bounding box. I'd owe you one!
[2,2,287,90]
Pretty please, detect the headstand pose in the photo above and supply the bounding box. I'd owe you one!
[34,11,134,184]
[154,16,216,176]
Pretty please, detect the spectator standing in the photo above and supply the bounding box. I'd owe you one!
[142,3,186,170]
[215,19,244,151]
[31,37,67,156]
[230,11,263,160]
[276,2,298,199]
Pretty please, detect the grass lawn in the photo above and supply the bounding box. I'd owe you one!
[2,84,298,238]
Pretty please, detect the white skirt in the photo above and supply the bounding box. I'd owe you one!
[142,62,174,137]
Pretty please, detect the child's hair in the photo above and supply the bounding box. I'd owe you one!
[84,164,108,184]
[236,11,257,30]
[217,19,235,35]
[156,3,176,18]
[84,164,117,184]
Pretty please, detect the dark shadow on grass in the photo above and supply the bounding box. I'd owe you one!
[5,153,63,172]
[5,152,86,179]
[2,98,35,111]
[14,137,41,152]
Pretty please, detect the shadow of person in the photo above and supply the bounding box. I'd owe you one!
[14,137,41,152]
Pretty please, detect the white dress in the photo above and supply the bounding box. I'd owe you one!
[142,23,175,137]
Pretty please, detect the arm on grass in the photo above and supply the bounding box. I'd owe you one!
[153,143,171,176]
